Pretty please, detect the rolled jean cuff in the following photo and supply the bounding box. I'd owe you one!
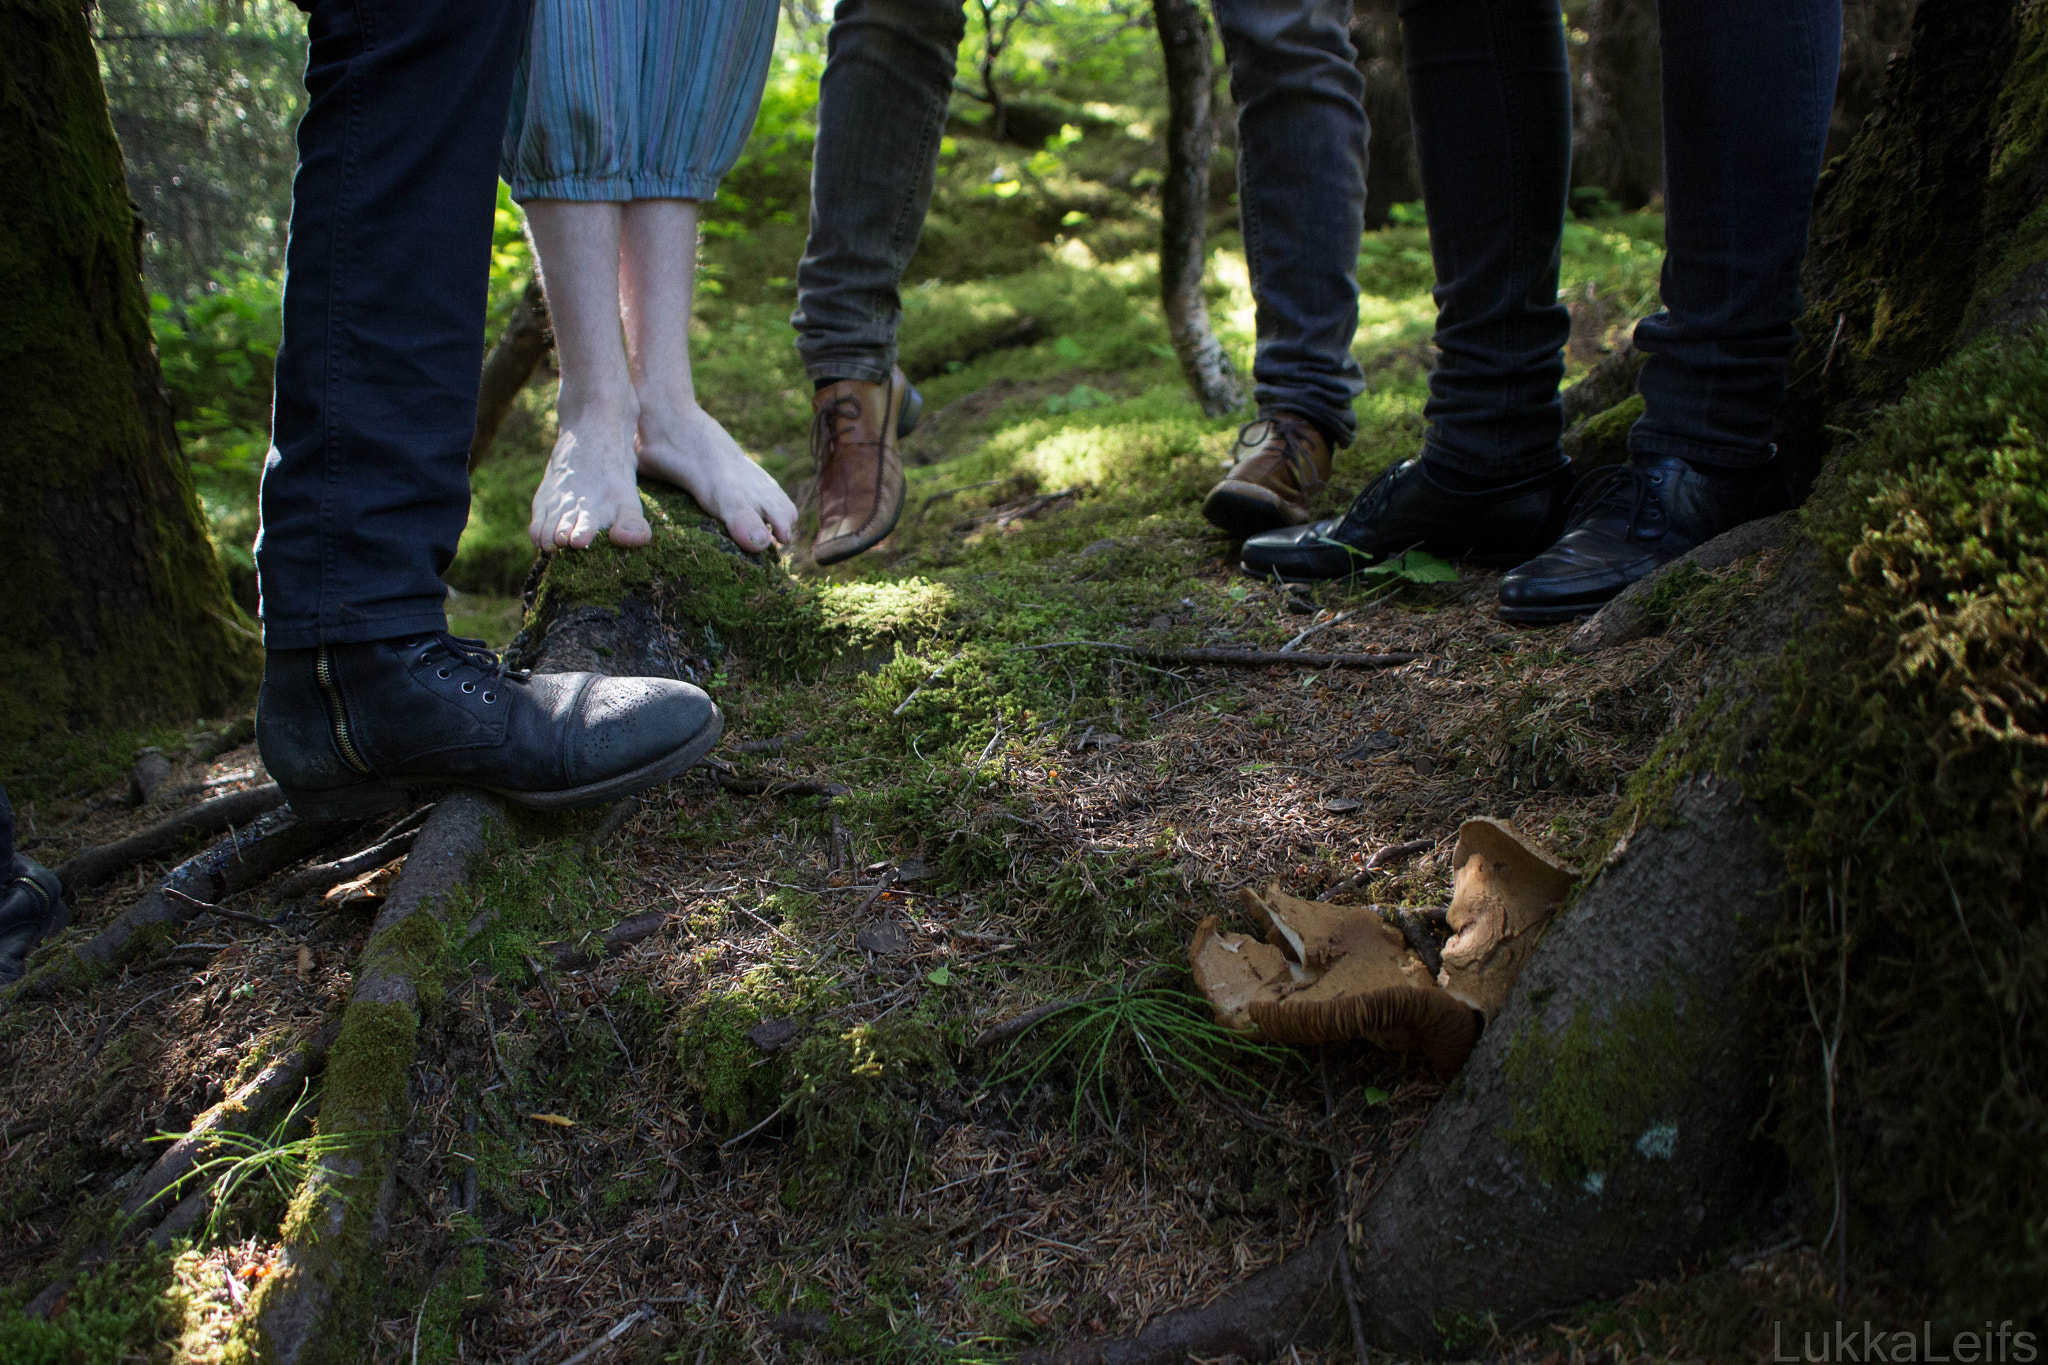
[1260,398,1358,447]
[802,355,894,386]
[1627,427,1775,472]
[261,607,452,652]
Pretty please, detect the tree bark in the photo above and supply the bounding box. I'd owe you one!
[468,273,550,472]
[1349,0,1420,228]
[1573,0,1663,209]
[0,0,259,751]
[1153,0,1244,418]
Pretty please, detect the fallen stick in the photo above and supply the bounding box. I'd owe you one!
[549,910,670,972]
[973,990,1113,1051]
[1015,640,1422,670]
[243,792,498,1365]
[56,782,287,896]
[8,809,343,1004]
[264,827,420,903]
[706,765,849,800]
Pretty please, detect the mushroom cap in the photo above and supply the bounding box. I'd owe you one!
[1189,915,1294,1032]
[1248,962,1481,1073]
[1239,882,1406,971]
[1439,817,1578,1019]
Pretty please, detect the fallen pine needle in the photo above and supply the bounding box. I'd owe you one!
[528,1113,575,1128]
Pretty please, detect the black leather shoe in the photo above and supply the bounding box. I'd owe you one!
[1238,458,1575,582]
[1497,454,1787,623]
[0,858,69,986]
[258,633,723,820]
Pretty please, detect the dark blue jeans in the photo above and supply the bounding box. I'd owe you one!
[255,0,532,649]
[0,784,17,880]
[1400,0,1839,479]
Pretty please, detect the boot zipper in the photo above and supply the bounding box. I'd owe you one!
[314,645,371,774]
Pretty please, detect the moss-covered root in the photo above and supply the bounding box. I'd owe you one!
[5,807,341,1008]
[238,793,496,1365]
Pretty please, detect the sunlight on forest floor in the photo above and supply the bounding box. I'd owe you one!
[0,207,1859,1364]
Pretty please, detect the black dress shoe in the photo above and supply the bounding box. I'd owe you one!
[258,633,723,820]
[0,858,69,986]
[1497,454,1787,623]
[1238,458,1575,582]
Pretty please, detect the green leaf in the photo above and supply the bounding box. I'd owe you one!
[1364,1086,1390,1106]
[927,965,953,986]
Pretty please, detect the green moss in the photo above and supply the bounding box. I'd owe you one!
[0,1246,184,1365]
[1565,392,1643,473]
[1502,981,1705,1187]
[782,1017,953,1211]
[673,990,789,1134]
[1754,328,2048,1320]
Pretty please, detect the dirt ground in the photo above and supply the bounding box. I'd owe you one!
[0,482,1821,1365]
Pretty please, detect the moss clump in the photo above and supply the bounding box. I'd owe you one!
[524,486,844,679]
[1503,982,1704,1187]
[0,1246,183,1365]
[1564,392,1643,473]
[673,992,787,1134]
[1755,328,2048,1319]
[782,1018,953,1211]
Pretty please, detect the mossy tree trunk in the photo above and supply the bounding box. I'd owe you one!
[1572,0,1663,209]
[0,0,258,753]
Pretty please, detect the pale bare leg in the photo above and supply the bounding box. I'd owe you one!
[524,201,651,550]
[620,199,796,553]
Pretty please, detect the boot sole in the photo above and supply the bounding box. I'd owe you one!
[277,707,725,820]
[1495,599,1607,625]
[1201,483,1308,539]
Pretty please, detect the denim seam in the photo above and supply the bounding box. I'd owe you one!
[317,0,372,644]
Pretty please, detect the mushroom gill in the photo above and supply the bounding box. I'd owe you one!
[1245,946,1483,1074]
[1438,816,1579,1020]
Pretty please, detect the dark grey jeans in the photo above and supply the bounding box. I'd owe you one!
[791,0,1372,445]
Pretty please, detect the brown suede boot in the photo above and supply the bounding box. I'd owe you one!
[811,368,919,566]
[1200,413,1333,537]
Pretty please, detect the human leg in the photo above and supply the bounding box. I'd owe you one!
[257,0,533,648]
[1497,0,1840,622]
[1239,0,1576,580]
[1199,0,1367,537]
[523,200,653,551]
[620,199,797,553]
[791,0,965,385]
[256,0,724,820]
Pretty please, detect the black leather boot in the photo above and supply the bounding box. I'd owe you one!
[258,633,723,820]
[0,859,68,986]
[1496,454,1787,623]
[1238,458,1576,582]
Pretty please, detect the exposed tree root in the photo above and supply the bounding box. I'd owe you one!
[243,792,497,1365]
[1020,641,1424,669]
[1017,1227,1344,1364]
[264,826,422,903]
[56,781,287,895]
[548,908,670,971]
[7,808,343,1005]
[22,1019,344,1318]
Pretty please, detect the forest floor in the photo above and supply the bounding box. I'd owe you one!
[0,210,1849,1363]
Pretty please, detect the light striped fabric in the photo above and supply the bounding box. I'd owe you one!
[501,0,781,203]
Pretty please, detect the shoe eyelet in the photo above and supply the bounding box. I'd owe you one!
[461,680,477,694]
[482,691,496,704]
[419,651,431,663]
[437,667,452,679]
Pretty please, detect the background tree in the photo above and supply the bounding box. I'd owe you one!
[1153,0,1243,415]
[1,0,258,757]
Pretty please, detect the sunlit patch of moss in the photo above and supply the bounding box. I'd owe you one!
[781,1017,954,1212]
[0,1245,185,1365]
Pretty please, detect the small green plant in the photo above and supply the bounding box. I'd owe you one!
[149,1086,374,1244]
[986,977,1291,1129]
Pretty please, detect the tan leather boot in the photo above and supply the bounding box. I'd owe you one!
[811,368,917,566]
[1200,413,1333,537]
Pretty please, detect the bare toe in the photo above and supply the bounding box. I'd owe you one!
[611,500,653,547]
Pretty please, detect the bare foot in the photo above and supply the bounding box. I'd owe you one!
[634,401,797,553]
[529,390,652,551]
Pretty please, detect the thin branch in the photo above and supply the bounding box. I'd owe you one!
[1013,640,1422,670]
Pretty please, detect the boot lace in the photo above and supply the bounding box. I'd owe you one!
[1232,417,1324,494]
[810,393,865,471]
[414,633,531,702]
[1564,464,1662,534]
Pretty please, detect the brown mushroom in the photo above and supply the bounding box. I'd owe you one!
[1245,946,1483,1074]
[1189,914,1294,1033]
[1238,882,1404,970]
[1438,817,1578,1020]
